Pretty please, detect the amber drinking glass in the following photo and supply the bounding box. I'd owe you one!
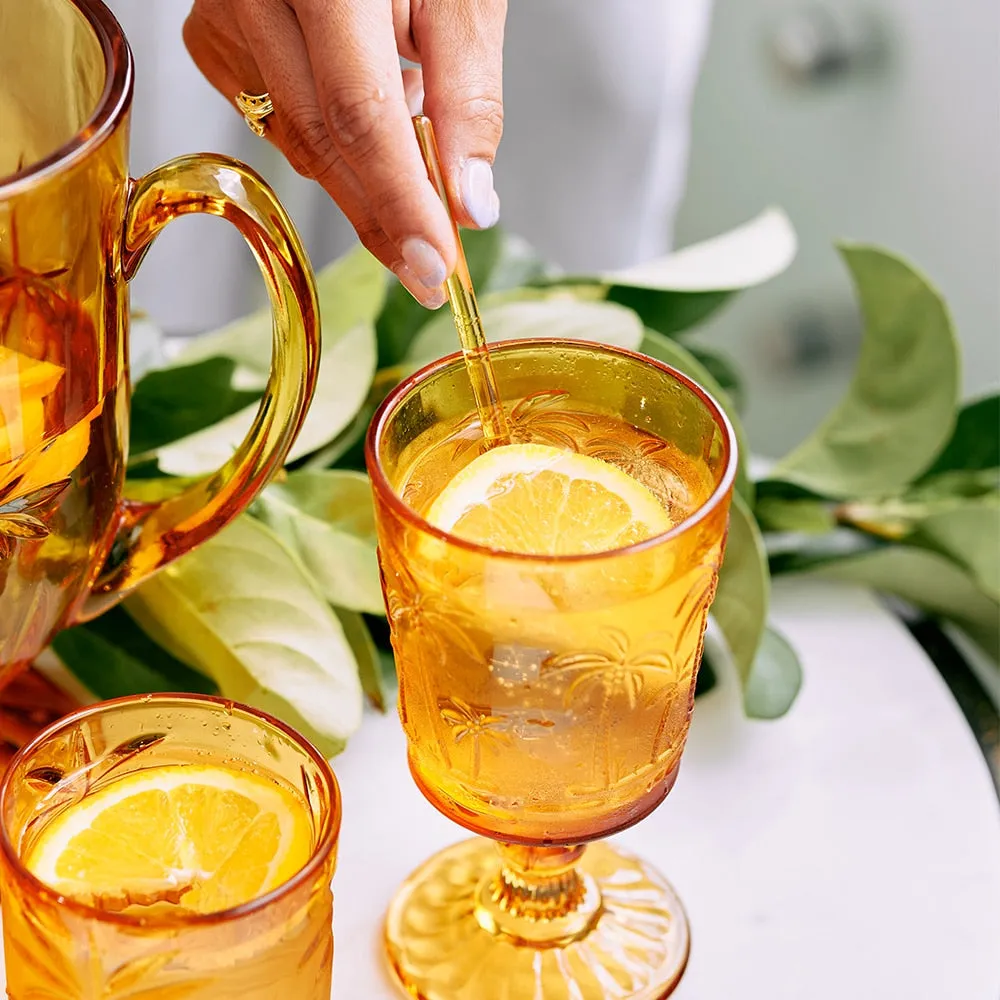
[0,0,320,675]
[0,693,340,999]
[367,339,737,1000]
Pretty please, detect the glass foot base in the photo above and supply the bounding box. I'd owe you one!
[384,838,690,1000]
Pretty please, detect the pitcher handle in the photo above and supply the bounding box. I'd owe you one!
[82,153,320,617]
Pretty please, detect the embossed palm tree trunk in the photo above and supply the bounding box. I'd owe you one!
[368,340,737,1000]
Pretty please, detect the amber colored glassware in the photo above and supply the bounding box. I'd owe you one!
[0,693,340,999]
[366,339,737,1000]
[0,0,320,675]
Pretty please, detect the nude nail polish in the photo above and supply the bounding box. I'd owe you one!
[460,158,500,229]
[400,238,447,288]
[395,263,447,309]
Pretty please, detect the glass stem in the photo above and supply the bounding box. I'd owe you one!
[491,843,588,921]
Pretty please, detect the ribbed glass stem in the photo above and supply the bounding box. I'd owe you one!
[491,844,588,921]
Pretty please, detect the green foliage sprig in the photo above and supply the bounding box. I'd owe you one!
[50,210,999,754]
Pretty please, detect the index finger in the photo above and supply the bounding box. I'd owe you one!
[415,0,506,230]
[293,0,457,287]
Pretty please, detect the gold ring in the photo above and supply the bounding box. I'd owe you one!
[236,91,274,137]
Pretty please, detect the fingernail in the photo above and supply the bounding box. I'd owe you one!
[460,158,500,229]
[400,237,448,288]
[395,264,447,310]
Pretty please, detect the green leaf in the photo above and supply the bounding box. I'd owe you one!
[299,397,373,472]
[484,231,548,291]
[807,545,1000,659]
[46,630,166,701]
[606,287,732,339]
[91,607,217,691]
[253,469,383,614]
[556,208,798,340]
[364,610,395,652]
[603,208,798,292]
[712,491,793,716]
[176,244,386,372]
[712,494,802,716]
[376,227,502,367]
[374,283,426,370]
[837,485,999,539]
[767,529,881,577]
[912,499,1000,600]
[743,626,803,719]
[713,491,768,677]
[694,653,718,696]
[755,497,836,534]
[770,245,960,498]
[688,345,745,412]
[124,476,200,503]
[52,607,216,700]
[156,320,375,475]
[300,365,403,472]
[125,516,364,755]
[919,393,999,479]
[406,295,644,366]
[905,467,999,503]
[461,227,505,287]
[754,479,829,502]
[639,329,754,504]
[156,246,385,476]
[129,358,259,457]
[334,608,387,712]
[378,646,398,688]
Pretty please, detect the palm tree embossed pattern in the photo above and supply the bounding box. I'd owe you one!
[544,627,682,788]
[373,351,731,848]
[439,697,513,784]
[369,342,736,1000]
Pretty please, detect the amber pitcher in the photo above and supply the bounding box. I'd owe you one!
[0,0,321,674]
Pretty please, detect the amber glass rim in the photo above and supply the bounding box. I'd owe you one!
[366,338,739,564]
[0,0,133,195]
[0,693,341,929]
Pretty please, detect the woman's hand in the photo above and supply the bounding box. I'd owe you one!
[184,0,506,307]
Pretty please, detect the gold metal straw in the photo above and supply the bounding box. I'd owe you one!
[412,115,511,448]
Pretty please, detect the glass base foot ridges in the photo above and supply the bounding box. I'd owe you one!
[384,838,690,1000]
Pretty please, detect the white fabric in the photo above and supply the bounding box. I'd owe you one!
[105,0,713,334]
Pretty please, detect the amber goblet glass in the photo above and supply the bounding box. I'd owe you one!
[366,340,737,999]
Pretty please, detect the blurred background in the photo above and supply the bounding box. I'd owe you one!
[109,0,1000,460]
[676,0,1000,454]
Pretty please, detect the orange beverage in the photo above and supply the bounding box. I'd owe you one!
[0,695,340,1000]
[0,0,319,676]
[369,339,736,1000]
[373,343,730,846]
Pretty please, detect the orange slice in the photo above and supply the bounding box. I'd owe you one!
[26,764,313,915]
[0,346,65,399]
[426,443,673,555]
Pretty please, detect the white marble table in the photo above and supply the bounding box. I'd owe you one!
[330,580,1000,1000]
[2,581,997,998]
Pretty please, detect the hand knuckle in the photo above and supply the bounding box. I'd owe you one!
[283,109,336,174]
[324,87,387,157]
[357,224,392,261]
[453,90,504,138]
